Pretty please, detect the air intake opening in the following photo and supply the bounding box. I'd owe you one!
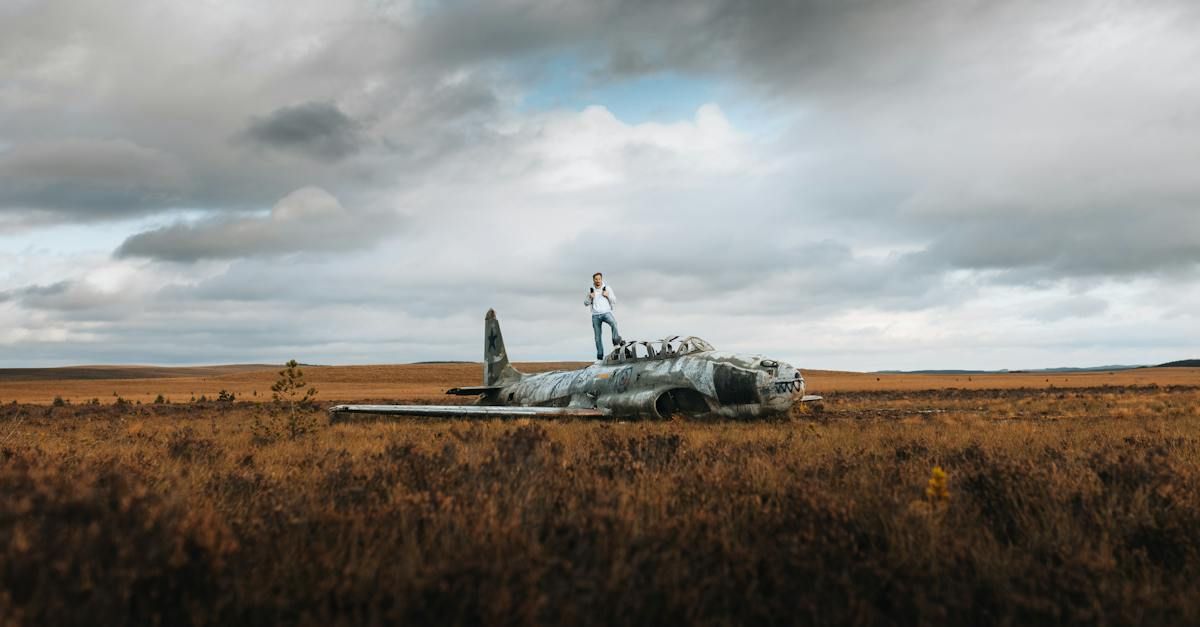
[655,388,710,418]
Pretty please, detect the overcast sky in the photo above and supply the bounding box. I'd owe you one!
[2,0,1199,370]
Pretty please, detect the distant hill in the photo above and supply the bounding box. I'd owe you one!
[1013,365,1148,374]
[0,364,277,382]
[1158,359,1200,368]
[874,369,998,375]
[876,365,1147,375]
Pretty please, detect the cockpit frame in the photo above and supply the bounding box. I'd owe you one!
[603,336,715,364]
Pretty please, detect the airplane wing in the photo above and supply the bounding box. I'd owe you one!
[800,395,823,402]
[445,386,503,396]
[328,404,609,420]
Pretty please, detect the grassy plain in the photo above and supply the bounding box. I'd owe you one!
[2,363,1197,405]
[1,364,1199,625]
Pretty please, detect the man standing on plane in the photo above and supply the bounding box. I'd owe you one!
[585,272,621,360]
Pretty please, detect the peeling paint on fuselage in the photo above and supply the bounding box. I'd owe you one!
[484,351,807,419]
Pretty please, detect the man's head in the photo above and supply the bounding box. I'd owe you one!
[592,272,603,287]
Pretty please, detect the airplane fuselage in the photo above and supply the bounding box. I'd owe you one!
[483,351,807,419]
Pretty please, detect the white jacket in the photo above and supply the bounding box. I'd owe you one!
[585,284,616,314]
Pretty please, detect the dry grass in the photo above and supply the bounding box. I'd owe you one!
[1,366,1199,625]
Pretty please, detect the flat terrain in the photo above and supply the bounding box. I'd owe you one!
[1,362,1196,404]
[0,362,585,405]
[2,363,1199,625]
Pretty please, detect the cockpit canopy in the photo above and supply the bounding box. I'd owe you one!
[603,336,715,364]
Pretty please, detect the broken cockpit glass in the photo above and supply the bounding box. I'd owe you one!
[604,336,715,364]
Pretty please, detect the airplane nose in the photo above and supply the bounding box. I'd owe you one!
[770,364,804,395]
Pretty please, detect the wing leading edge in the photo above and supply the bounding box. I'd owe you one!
[328,404,608,420]
[445,385,503,396]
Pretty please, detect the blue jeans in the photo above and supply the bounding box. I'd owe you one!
[592,313,621,359]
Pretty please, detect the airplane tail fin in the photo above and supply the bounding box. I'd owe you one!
[484,309,522,386]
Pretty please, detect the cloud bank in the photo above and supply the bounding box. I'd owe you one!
[1,0,1198,368]
[115,187,397,261]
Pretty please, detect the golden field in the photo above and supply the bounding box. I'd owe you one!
[1,363,1199,625]
[1,362,1196,404]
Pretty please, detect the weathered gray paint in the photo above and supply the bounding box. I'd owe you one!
[330,309,821,420]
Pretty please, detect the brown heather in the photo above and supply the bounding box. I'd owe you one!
[0,366,1198,625]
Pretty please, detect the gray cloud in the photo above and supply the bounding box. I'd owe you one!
[0,280,126,317]
[115,187,399,262]
[915,208,1200,280]
[239,101,366,161]
[0,281,69,304]
[1024,295,1110,323]
[0,139,185,219]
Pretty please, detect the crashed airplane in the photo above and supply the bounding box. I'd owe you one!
[330,309,821,421]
